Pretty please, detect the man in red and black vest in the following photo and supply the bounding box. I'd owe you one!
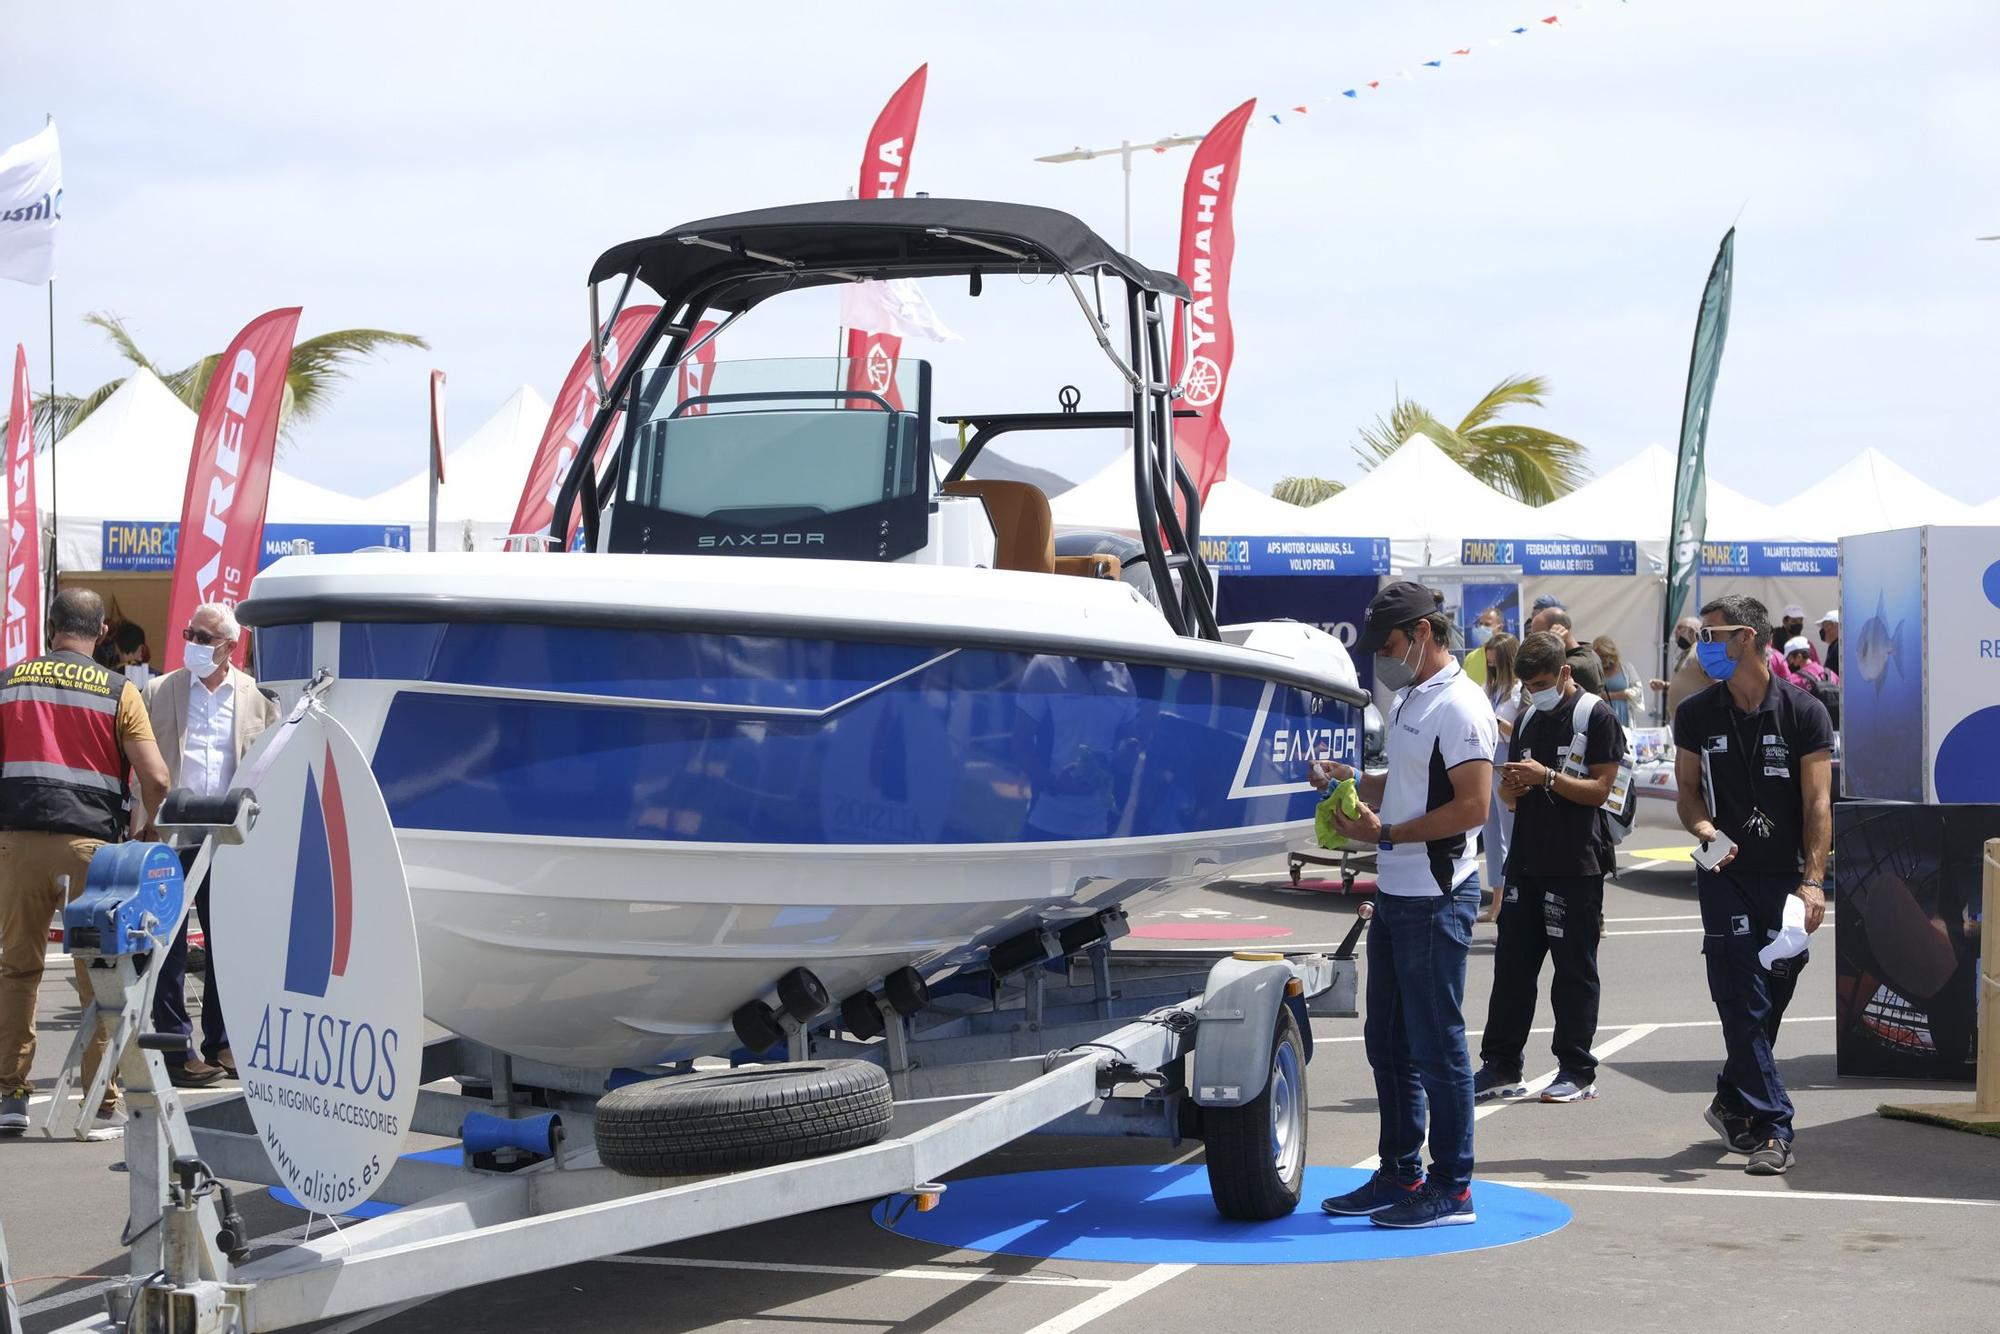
[0,589,170,1138]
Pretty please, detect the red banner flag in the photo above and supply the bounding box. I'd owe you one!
[509,304,661,541]
[1169,98,1256,506]
[676,320,720,417]
[4,345,42,668]
[843,64,927,411]
[162,309,299,661]
[429,369,447,483]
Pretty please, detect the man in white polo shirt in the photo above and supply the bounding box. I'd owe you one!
[1311,581,1496,1228]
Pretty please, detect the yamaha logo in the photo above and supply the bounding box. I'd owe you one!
[1183,355,1222,407]
[866,342,894,393]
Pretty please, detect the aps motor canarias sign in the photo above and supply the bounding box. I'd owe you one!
[214,705,421,1213]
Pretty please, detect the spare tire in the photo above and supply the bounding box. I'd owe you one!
[594,1060,893,1176]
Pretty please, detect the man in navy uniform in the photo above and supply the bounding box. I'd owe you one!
[1673,594,1831,1176]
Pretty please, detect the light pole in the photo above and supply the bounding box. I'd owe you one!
[1035,132,1204,256]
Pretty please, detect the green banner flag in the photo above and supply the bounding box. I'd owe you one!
[1664,228,1735,670]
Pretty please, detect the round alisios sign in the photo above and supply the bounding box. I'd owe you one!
[212,703,422,1214]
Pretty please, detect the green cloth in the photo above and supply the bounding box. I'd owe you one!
[1314,777,1362,850]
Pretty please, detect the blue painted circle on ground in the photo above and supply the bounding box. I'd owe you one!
[1935,705,2000,802]
[1982,559,2000,611]
[872,1165,1570,1265]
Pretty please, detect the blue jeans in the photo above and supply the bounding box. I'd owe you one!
[1364,883,1478,1193]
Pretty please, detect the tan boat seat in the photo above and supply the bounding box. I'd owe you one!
[1053,554,1123,580]
[941,479,1054,575]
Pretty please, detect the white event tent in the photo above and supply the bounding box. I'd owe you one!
[1047,451,1316,536]
[1765,447,1978,538]
[35,368,385,573]
[1300,436,1544,567]
[363,385,551,551]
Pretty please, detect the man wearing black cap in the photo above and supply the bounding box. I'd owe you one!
[1311,581,1495,1229]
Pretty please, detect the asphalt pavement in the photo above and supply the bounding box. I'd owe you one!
[8,803,1999,1333]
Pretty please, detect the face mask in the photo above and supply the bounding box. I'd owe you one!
[1674,634,1693,652]
[183,642,219,676]
[1470,623,1494,647]
[1375,634,1422,692]
[1529,683,1565,713]
[1696,639,1737,681]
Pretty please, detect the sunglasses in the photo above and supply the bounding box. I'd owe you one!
[1697,625,1749,643]
[182,626,229,647]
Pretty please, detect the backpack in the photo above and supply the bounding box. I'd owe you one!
[1568,691,1636,845]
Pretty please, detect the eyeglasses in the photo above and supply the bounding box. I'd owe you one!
[182,626,226,646]
[1697,625,1748,644]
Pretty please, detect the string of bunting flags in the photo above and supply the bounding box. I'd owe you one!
[1156,1,1620,137]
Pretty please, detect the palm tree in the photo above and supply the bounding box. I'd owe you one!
[1354,374,1588,505]
[1271,476,1344,506]
[31,313,428,454]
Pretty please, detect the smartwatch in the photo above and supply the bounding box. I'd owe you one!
[1378,823,1395,853]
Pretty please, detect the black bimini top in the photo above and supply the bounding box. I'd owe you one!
[589,197,1191,313]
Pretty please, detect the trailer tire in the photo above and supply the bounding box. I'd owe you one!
[1202,1007,1307,1221]
[595,1060,893,1176]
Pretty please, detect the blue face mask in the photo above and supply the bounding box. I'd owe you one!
[1696,639,1738,681]
[1470,623,1494,647]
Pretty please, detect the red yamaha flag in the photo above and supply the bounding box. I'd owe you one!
[163,308,300,657]
[843,64,927,411]
[509,304,661,539]
[1169,98,1256,504]
[3,345,41,667]
[676,320,720,417]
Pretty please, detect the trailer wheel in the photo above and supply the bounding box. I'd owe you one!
[595,1060,893,1177]
[1202,1007,1306,1220]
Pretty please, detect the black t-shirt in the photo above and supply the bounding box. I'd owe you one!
[1824,637,1841,676]
[1505,691,1624,878]
[1672,675,1833,874]
[1565,644,1605,696]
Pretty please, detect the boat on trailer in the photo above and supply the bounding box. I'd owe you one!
[239,197,1366,1068]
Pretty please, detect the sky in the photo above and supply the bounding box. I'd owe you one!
[4,0,1998,506]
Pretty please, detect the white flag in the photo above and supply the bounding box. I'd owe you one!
[0,122,61,285]
[838,278,959,343]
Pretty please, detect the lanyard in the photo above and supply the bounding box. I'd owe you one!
[1727,701,1778,840]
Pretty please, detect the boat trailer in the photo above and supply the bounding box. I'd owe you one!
[25,795,1365,1333]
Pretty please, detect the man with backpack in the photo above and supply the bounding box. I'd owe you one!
[1472,631,1627,1105]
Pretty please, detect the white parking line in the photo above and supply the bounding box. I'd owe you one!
[1351,1023,1661,1169]
[601,1253,1120,1289]
[1020,1262,1194,1334]
[1605,914,1702,923]
[1484,1180,2000,1208]
[1312,1015,1835,1044]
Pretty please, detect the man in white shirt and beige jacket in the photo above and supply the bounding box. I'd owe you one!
[144,602,282,1087]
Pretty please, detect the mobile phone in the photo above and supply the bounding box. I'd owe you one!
[1691,832,1736,872]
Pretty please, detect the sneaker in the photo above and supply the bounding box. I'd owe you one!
[1371,1182,1477,1229]
[1745,1138,1794,1176]
[1473,1063,1527,1102]
[166,1059,226,1090]
[1541,1072,1598,1103]
[87,1103,128,1141]
[0,1087,29,1136]
[1320,1170,1424,1216]
[1704,1100,1759,1154]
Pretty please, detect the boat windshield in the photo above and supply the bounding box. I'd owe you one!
[607,356,933,560]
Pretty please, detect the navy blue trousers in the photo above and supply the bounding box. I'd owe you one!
[149,851,225,1066]
[1697,866,1808,1143]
